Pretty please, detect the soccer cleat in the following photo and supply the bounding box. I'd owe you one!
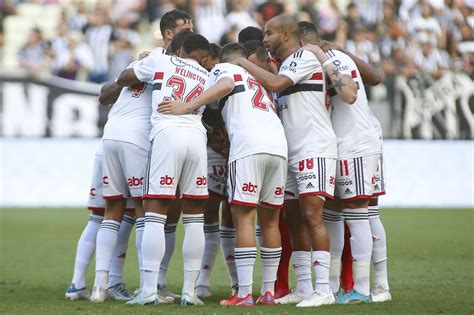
[274,290,311,304]
[180,292,205,305]
[196,285,211,298]
[221,293,254,307]
[158,286,181,299]
[256,291,276,305]
[296,290,336,307]
[125,292,159,305]
[107,283,132,301]
[90,286,108,303]
[274,288,291,299]
[336,290,370,304]
[371,286,392,303]
[334,288,347,303]
[65,283,91,300]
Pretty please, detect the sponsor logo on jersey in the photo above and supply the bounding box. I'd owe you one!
[196,176,207,186]
[209,174,226,184]
[329,176,335,186]
[337,179,353,186]
[297,173,317,182]
[159,175,174,186]
[242,182,258,194]
[102,176,109,185]
[128,177,144,187]
[89,188,96,197]
[274,186,284,196]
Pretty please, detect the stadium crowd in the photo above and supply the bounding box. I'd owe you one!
[2,0,472,84]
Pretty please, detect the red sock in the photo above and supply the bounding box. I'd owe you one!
[340,223,354,291]
[274,208,291,297]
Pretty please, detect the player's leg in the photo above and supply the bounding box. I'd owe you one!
[219,201,239,302]
[133,199,145,295]
[196,196,221,298]
[340,223,354,292]
[158,198,181,300]
[295,157,336,307]
[274,207,291,298]
[66,151,104,300]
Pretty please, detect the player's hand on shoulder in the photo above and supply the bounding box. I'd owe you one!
[232,57,247,66]
[319,41,343,53]
[137,50,150,60]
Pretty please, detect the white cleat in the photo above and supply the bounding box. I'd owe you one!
[157,293,175,304]
[65,284,90,300]
[371,286,392,303]
[195,285,211,298]
[296,290,336,307]
[90,286,108,303]
[274,290,311,304]
[181,292,205,305]
[158,287,181,299]
[125,292,159,305]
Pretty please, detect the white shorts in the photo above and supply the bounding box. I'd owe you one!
[144,127,208,199]
[372,154,386,198]
[227,154,287,209]
[335,153,381,200]
[285,157,336,200]
[87,152,134,212]
[207,147,228,199]
[102,140,148,200]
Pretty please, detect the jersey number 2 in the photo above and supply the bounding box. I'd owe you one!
[247,78,275,112]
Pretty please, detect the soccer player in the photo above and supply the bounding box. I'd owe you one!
[116,33,211,306]
[299,21,384,304]
[158,42,288,307]
[231,15,357,307]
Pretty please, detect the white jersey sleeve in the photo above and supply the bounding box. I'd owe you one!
[279,49,318,84]
[133,48,165,82]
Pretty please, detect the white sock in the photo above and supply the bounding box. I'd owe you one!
[108,215,135,288]
[344,208,372,296]
[323,209,344,293]
[292,251,313,294]
[260,247,282,295]
[141,212,167,296]
[182,214,205,295]
[135,217,145,290]
[196,222,220,288]
[94,219,120,288]
[220,226,238,289]
[369,205,389,290]
[158,223,177,289]
[71,214,103,289]
[235,247,257,298]
[255,224,262,248]
[312,251,331,294]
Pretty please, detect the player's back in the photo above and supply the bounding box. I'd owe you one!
[277,48,337,164]
[327,49,382,157]
[210,63,287,162]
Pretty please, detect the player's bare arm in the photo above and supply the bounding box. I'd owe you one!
[98,81,122,106]
[158,77,235,115]
[234,57,293,93]
[304,43,357,104]
[116,68,142,88]
[319,40,383,86]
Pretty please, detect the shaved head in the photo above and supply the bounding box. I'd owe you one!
[267,15,299,38]
[263,14,301,60]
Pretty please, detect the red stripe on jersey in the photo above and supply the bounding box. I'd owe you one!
[310,72,323,80]
[153,72,164,80]
[339,160,344,176]
[351,70,357,78]
[344,160,349,176]
[233,74,243,82]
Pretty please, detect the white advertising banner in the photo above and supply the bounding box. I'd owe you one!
[1,139,473,208]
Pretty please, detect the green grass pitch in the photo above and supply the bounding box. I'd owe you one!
[1,208,473,314]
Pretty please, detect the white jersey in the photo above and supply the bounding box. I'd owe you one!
[278,48,337,164]
[133,48,210,140]
[209,63,287,163]
[102,60,152,151]
[326,49,382,158]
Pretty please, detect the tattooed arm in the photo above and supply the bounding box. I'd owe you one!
[303,44,357,104]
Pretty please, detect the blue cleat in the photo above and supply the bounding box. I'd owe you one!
[107,283,133,301]
[65,283,90,300]
[336,290,370,304]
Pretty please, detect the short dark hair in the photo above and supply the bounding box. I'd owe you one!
[160,9,192,36]
[297,21,321,43]
[182,33,210,55]
[238,26,264,43]
[209,43,222,59]
[219,43,247,63]
[167,30,193,55]
[242,40,268,60]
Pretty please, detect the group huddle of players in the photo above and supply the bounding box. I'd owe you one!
[65,9,391,308]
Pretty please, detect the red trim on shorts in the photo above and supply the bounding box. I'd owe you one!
[143,194,176,199]
[284,191,296,196]
[209,190,226,200]
[87,207,105,212]
[182,194,209,200]
[299,191,334,200]
[260,201,284,209]
[230,199,258,208]
[372,192,386,197]
[103,195,125,200]
[132,196,143,201]
[339,194,372,202]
